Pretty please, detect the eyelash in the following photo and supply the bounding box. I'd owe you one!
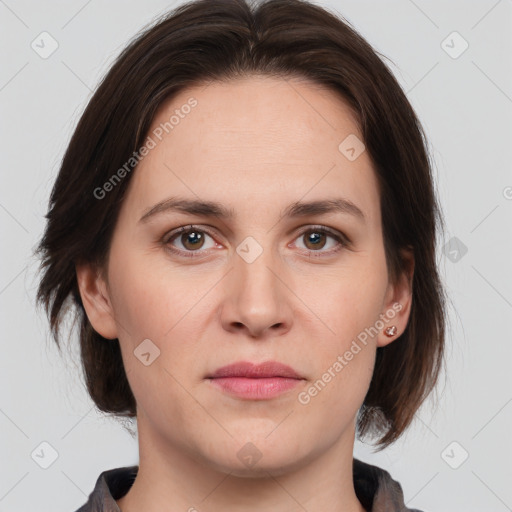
[162,224,350,259]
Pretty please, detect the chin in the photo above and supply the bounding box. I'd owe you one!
[198,438,314,478]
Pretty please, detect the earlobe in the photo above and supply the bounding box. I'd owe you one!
[75,262,118,340]
[377,247,414,348]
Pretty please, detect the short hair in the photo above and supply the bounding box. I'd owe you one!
[36,0,447,450]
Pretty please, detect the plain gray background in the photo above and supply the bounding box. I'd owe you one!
[1,0,511,511]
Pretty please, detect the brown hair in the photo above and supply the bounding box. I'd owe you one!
[36,0,447,450]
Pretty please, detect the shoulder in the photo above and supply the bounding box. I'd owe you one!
[353,458,424,512]
[73,466,138,512]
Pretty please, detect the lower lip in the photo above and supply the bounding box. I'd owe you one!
[208,377,302,400]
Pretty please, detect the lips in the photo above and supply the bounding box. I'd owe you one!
[206,361,304,400]
[207,360,302,379]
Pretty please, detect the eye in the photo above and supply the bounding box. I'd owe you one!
[164,225,218,258]
[163,224,349,259]
[292,226,348,256]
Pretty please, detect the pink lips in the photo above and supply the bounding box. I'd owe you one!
[207,361,303,400]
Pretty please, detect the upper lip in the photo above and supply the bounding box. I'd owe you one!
[208,361,303,379]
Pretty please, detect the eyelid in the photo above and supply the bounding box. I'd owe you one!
[163,224,218,243]
[295,224,350,244]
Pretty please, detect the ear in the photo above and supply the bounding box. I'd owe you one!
[75,262,118,340]
[377,246,414,348]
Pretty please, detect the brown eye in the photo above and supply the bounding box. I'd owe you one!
[179,230,205,250]
[294,226,347,256]
[303,231,327,250]
[165,226,217,256]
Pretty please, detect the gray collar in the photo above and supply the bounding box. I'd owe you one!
[74,458,423,512]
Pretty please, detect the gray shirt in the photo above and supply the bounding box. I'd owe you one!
[74,458,423,512]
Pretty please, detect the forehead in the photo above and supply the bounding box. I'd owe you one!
[125,75,380,226]
[153,75,362,159]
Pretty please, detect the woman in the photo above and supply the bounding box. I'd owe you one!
[36,0,447,510]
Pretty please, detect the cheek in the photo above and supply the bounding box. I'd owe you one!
[295,260,387,343]
[291,259,386,403]
[294,272,380,423]
[106,252,206,421]
[108,271,165,341]
[107,249,199,340]
[106,249,220,389]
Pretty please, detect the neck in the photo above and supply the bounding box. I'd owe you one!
[116,416,366,512]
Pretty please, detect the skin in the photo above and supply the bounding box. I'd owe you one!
[76,75,414,512]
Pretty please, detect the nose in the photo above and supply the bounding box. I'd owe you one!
[220,244,293,339]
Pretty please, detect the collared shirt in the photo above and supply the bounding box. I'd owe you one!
[74,458,423,512]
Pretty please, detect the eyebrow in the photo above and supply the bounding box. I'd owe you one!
[139,196,366,223]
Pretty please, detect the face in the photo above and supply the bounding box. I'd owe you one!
[78,75,413,476]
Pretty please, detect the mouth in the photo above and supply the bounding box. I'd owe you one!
[206,360,304,400]
[207,360,302,379]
